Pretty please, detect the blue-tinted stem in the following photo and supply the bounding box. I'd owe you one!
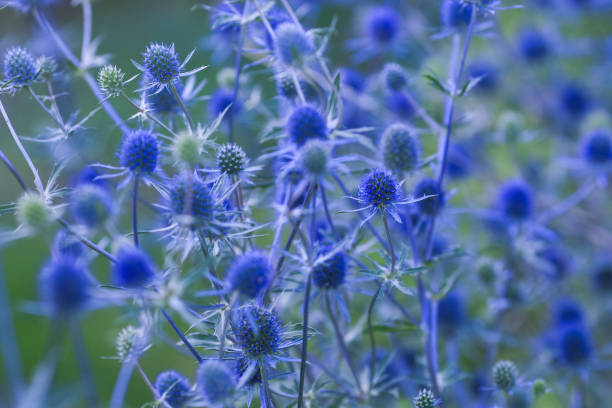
[109,357,136,408]
[228,0,250,143]
[0,148,28,191]
[366,282,382,391]
[297,272,312,408]
[259,359,274,407]
[538,180,597,225]
[309,183,318,249]
[132,176,139,247]
[320,185,339,240]
[169,83,194,133]
[70,320,100,408]
[161,308,203,363]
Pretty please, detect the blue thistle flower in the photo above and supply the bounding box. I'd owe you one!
[366,7,400,45]
[112,246,156,288]
[559,82,590,119]
[581,128,612,165]
[3,46,36,85]
[274,23,314,66]
[142,43,180,85]
[358,169,399,209]
[414,178,444,215]
[227,251,271,298]
[382,63,407,92]
[119,129,159,174]
[558,324,592,365]
[234,306,282,358]
[168,172,214,227]
[437,292,465,335]
[413,388,437,408]
[554,298,583,327]
[69,184,112,229]
[72,165,108,190]
[209,87,241,119]
[497,180,533,221]
[234,353,261,385]
[387,91,416,119]
[492,360,518,391]
[196,360,236,406]
[287,105,327,146]
[216,143,247,176]
[312,246,346,289]
[380,123,420,173]
[446,143,472,179]
[518,29,550,62]
[142,75,182,115]
[440,0,473,27]
[155,370,191,408]
[52,230,85,259]
[275,72,318,102]
[592,259,612,292]
[299,140,329,177]
[39,256,91,315]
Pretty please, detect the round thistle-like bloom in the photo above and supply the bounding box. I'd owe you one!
[169,172,214,227]
[312,247,346,289]
[414,178,444,215]
[381,123,420,173]
[437,292,464,335]
[119,129,159,174]
[518,29,549,62]
[3,46,36,85]
[209,87,241,119]
[593,259,612,292]
[558,325,592,365]
[155,370,191,408]
[16,192,53,230]
[234,306,281,358]
[234,354,261,385]
[533,379,547,398]
[143,43,180,84]
[358,169,399,208]
[559,82,590,119]
[69,184,112,228]
[299,140,329,177]
[116,326,147,362]
[413,388,436,408]
[274,23,314,66]
[98,65,125,98]
[440,0,473,27]
[492,360,518,391]
[554,299,583,327]
[39,256,91,315]
[497,180,533,221]
[287,105,327,146]
[112,246,156,288]
[196,360,236,405]
[366,7,400,45]
[53,230,84,259]
[581,129,612,165]
[171,131,201,168]
[217,143,247,176]
[35,55,57,81]
[382,63,407,92]
[227,251,271,299]
[275,73,318,102]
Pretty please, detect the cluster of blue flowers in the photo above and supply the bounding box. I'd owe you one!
[0,0,611,407]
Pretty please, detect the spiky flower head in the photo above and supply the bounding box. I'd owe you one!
[69,184,112,229]
[367,7,400,45]
[227,251,271,299]
[414,178,444,215]
[116,325,147,362]
[112,246,156,288]
[382,63,407,91]
[493,360,518,391]
[16,192,54,230]
[217,143,247,176]
[287,105,327,146]
[155,370,191,408]
[581,128,612,165]
[299,139,329,177]
[209,87,241,119]
[413,388,437,408]
[169,172,214,227]
[518,29,549,62]
[558,324,592,365]
[234,306,282,358]
[533,379,547,397]
[119,129,159,174]
[171,131,201,169]
[234,353,261,385]
[274,23,314,66]
[497,180,533,221]
[39,256,91,315]
[196,360,236,406]
[554,298,583,327]
[143,42,180,84]
[358,169,399,209]
[559,82,590,119]
[98,65,125,98]
[312,246,346,289]
[381,123,420,173]
[440,0,473,27]
[593,258,612,292]
[3,46,36,85]
[35,55,57,80]
[275,72,317,101]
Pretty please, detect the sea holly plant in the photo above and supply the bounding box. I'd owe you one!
[0,0,610,407]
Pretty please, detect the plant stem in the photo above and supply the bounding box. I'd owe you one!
[382,213,395,273]
[169,83,194,133]
[320,184,340,240]
[80,0,92,63]
[297,272,312,408]
[161,308,203,363]
[260,359,274,407]
[121,92,177,137]
[109,357,136,408]
[132,176,140,247]
[70,320,100,408]
[228,0,249,143]
[28,86,67,134]
[366,282,382,391]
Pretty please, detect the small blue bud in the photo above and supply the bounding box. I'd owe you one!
[367,7,400,45]
[169,172,214,227]
[155,370,191,408]
[227,251,271,298]
[52,230,85,259]
[497,180,533,221]
[39,256,91,315]
[382,63,407,92]
[287,105,327,146]
[358,169,399,208]
[414,178,445,215]
[558,324,592,365]
[3,46,36,85]
[440,0,473,27]
[559,82,590,119]
[143,43,180,84]
[581,129,612,165]
[554,298,583,327]
[209,87,241,119]
[234,306,282,358]
[119,129,159,174]
[518,29,550,62]
[69,184,112,229]
[234,353,261,385]
[437,292,465,335]
[196,360,236,405]
[274,23,314,66]
[312,246,346,289]
[216,143,247,176]
[380,123,420,173]
[112,246,156,288]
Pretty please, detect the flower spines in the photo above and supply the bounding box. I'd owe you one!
[169,172,214,226]
[119,129,159,174]
[3,46,36,85]
[414,388,437,408]
[112,246,156,288]
[196,360,236,405]
[216,143,247,176]
[414,178,444,215]
[227,251,271,298]
[143,43,180,84]
[381,123,420,173]
[155,370,191,408]
[287,105,327,146]
[358,169,398,208]
[98,65,125,98]
[116,326,147,362]
[274,23,314,66]
[492,360,518,391]
[209,87,241,118]
[312,247,346,289]
[235,353,261,385]
[39,256,90,315]
[234,306,281,358]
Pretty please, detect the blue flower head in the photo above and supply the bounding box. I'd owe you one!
[558,324,592,365]
[70,184,112,229]
[440,0,473,27]
[112,246,156,288]
[559,82,590,119]
[53,230,85,259]
[274,23,314,66]
[142,74,182,114]
[209,87,241,119]
[381,123,420,173]
[72,165,108,190]
[169,172,214,227]
[366,7,400,45]
[196,360,236,405]
[155,370,191,408]
[497,180,533,221]
[217,143,247,176]
[234,306,282,358]
[518,29,550,62]
[234,353,261,385]
[538,246,571,280]
[143,42,180,85]
[287,105,327,146]
[554,298,583,327]
[592,258,612,292]
[312,246,346,289]
[39,256,91,315]
[581,129,612,165]
[275,73,318,102]
[437,292,465,335]
[414,178,445,215]
[227,251,271,298]
[382,63,407,92]
[358,169,399,209]
[3,46,36,85]
[119,129,159,174]
[387,90,416,119]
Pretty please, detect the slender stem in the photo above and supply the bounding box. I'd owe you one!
[320,185,339,240]
[218,296,235,359]
[132,176,139,247]
[382,213,395,273]
[260,359,274,407]
[325,292,363,394]
[309,183,318,248]
[109,357,136,408]
[28,86,67,133]
[70,320,100,408]
[57,217,117,262]
[197,235,228,304]
[121,92,177,137]
[386,289,419,327]
[538,180,597,225]
[0,148,28,191]
[80,0,92,63]
[228,0,250,143]
[161,308,203,363]
[366,282,382,391]
[297,272,312,408]
[169,83,194,133]
[135,361,161,399]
